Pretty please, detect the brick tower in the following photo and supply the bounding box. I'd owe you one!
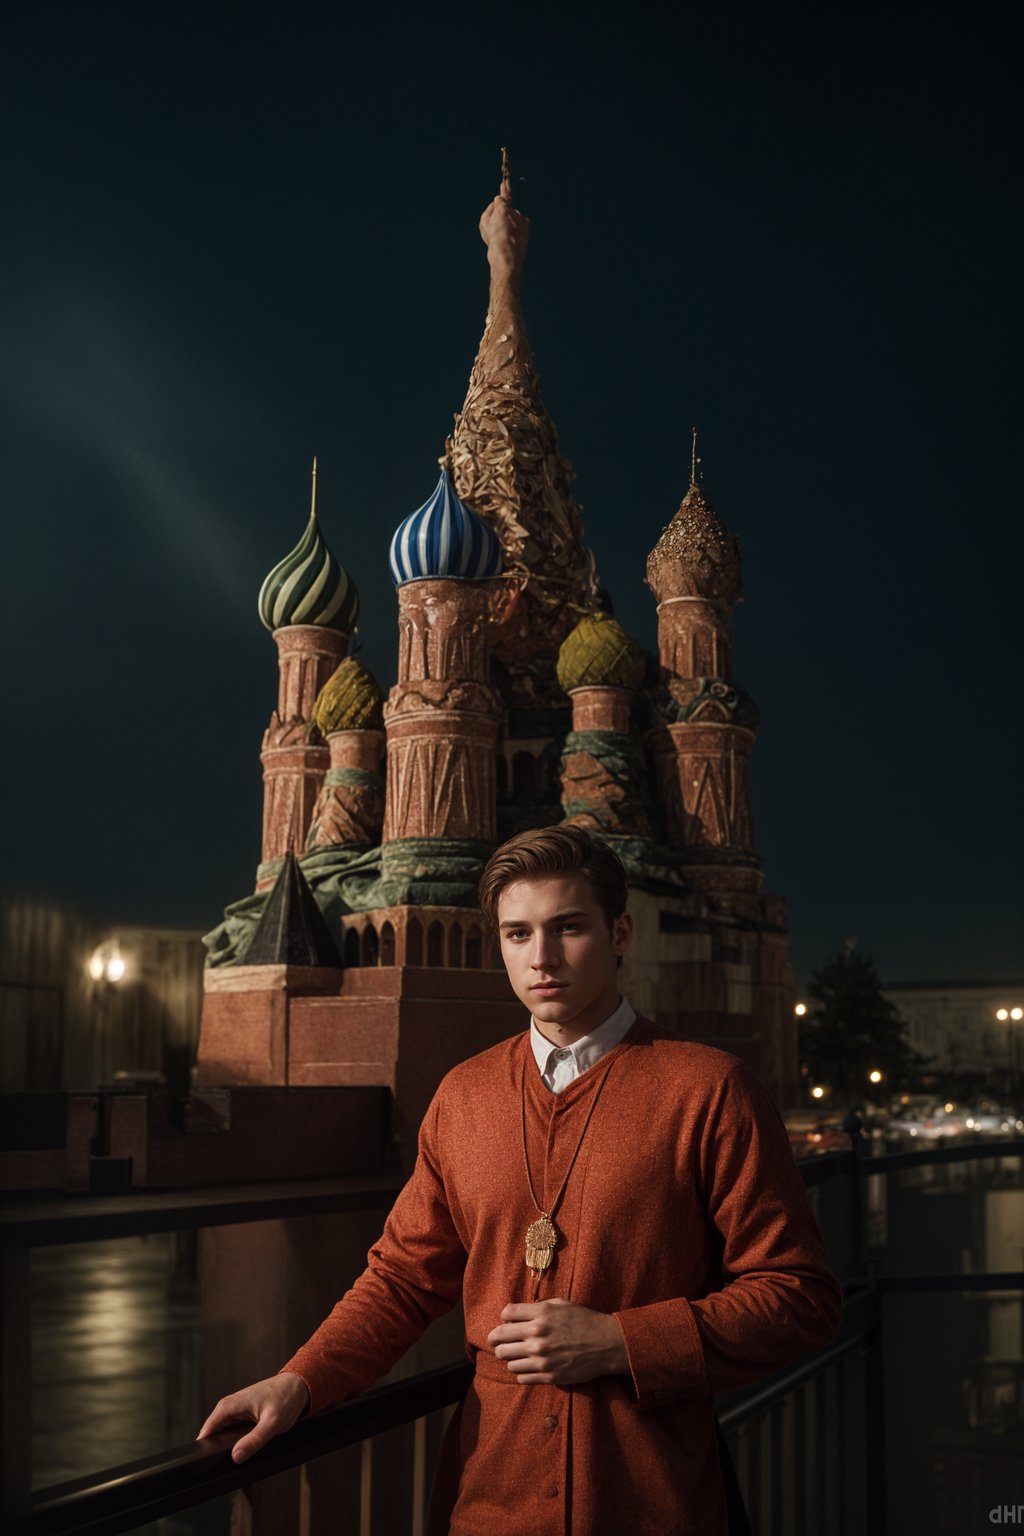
[645,434,762,900]
[255,460,359,888]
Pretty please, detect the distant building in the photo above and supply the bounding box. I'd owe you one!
[883,980,1024,1085]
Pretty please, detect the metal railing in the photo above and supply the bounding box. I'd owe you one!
[2,1138,1022,1536]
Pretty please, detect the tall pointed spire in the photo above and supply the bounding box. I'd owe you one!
[445,151,598,707]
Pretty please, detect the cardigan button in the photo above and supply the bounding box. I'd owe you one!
[546,1486,559,1498]
[543,1415,558,1431]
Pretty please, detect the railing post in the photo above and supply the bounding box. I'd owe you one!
[841,1110,867,1278]
[862,1269,886,1536]
[1,1246,32,1520]
[842,1110,888,1535]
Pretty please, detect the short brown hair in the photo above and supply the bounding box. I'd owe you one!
[478,825,629,933]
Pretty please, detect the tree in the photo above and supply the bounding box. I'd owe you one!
[799,937,930,1104]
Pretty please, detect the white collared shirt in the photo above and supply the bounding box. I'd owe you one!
[530,994,637,1094]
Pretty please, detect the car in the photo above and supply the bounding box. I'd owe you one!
[963,1112,1023,1136]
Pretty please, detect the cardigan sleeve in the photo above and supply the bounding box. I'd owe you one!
[279,1083,469,1416]
[612,1060,843,1410]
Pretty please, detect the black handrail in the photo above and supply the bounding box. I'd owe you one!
[858,1137,1023,1174]
[0,1175,404,1249]
[6,1362,474,1536]
[716,1279,877,1431]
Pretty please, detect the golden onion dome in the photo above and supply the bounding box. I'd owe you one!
[313,657,384,735]
[645,476,742,610]
[556,612,645,693]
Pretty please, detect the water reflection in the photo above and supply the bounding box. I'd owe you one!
[31,1232,225,1534]
[864,1153,1024,1533]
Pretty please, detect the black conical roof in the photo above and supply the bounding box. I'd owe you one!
[241,852,342,968]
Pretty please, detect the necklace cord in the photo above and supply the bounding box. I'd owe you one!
[520,1040,623,1282]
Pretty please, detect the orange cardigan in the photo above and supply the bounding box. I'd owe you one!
[282,1017,843,1535]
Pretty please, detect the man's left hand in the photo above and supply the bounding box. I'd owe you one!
[486,1299,629,1386]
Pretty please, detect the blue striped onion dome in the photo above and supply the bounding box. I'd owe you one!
[258,511,359,633]
[389,469,502,587]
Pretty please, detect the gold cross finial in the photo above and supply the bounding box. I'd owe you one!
[310,456,318,520]
[691,427,700,485]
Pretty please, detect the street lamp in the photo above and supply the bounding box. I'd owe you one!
[87,944,128,985]
[794,1003,807,1017]
[996,1005,1022,1096]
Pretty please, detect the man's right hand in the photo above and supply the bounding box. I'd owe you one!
[197,1371,311,1464]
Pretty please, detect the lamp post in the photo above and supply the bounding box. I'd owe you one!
[995,1006,1022,1098]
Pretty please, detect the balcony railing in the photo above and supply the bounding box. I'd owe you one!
[2,1137,1022,1535]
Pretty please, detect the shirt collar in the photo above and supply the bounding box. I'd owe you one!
[529,994,636,1078]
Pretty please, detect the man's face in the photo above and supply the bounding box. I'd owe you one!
[496,872,633,1041]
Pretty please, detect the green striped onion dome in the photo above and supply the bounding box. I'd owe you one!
[258,512,359,633]
[556,612,645,693]
[313,657,384,735]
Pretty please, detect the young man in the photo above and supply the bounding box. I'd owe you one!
[199,826,842,1534]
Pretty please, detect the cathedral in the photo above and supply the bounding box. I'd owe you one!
[196,171,797,1118]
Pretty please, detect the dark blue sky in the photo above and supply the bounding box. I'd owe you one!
[1,2,1020,985]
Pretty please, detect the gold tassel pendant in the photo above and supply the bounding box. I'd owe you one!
[525,1215,558,1274]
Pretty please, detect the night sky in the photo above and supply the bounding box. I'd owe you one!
[2,3,1020,987]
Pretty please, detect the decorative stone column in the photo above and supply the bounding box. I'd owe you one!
[382,579,500,848]
[568,685,632,734]
[255,460,360,886]
[646,457,762,897]
[555,612,652,842]
[654,595,732,689]
[259,624,348,876]
[560,686,653,840]
[307,728,386,849]
[651,702,761,895]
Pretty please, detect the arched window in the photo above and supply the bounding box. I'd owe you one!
[380,921,395,967]
[513,751,536,798]
[362,924,379,967]
[466,925,483,969]
[448,922,463,968]
[344,928,360,968]
[406,918,422,966]
[427,921,444,967]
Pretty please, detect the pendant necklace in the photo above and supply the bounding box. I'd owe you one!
[520,1039,622,1294]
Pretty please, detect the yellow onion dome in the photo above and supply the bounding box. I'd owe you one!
[313,658,384,735]
[556,612,645,693]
